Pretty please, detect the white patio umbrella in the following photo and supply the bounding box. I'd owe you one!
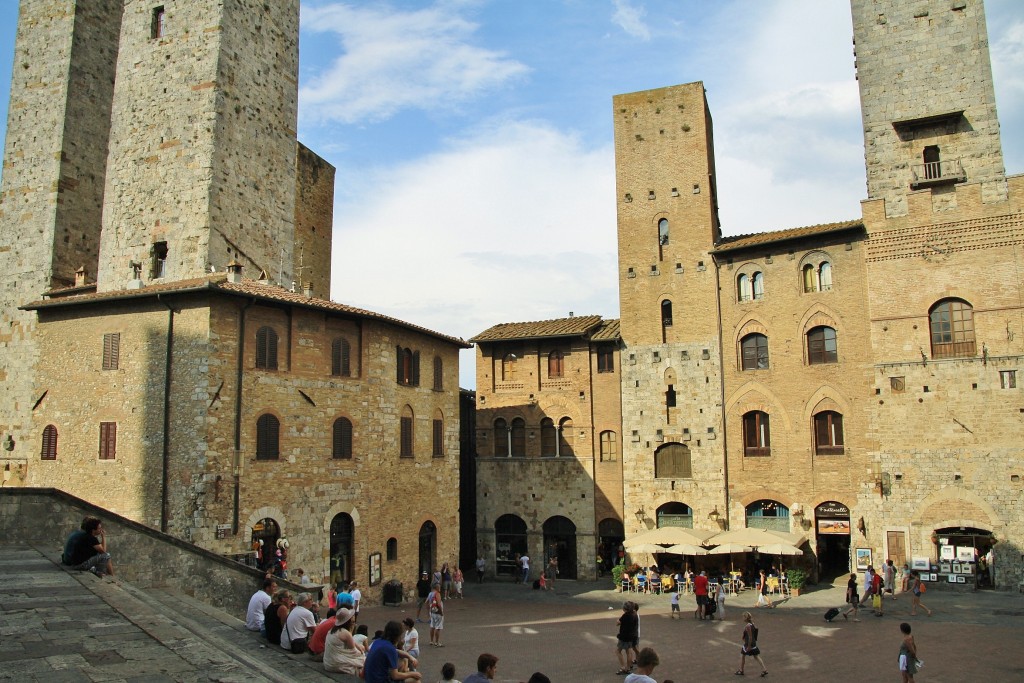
[756,542,803,556]
[628,526,717,547]
[664,543,709,556]
[707,542,753,571]
[625,542,666,569]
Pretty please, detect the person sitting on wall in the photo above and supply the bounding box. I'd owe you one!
[62,516,115,578]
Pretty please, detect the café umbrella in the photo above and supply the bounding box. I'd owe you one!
[707,542,753,571]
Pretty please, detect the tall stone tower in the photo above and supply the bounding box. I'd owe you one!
[0,0,123,472]
[852,0,1006,218]
[613,83,727,537]
[97,0,300,291]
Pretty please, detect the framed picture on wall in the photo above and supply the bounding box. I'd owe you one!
[911,557,929,571]
[952,561,961,574]
[940,545,955,561]
[940,561,952,574]
[930,573,938,582]
[369,552,382,586]
[855,548,872,570]
[956,546,975,562]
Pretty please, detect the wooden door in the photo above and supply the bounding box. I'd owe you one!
[886,531,907,567]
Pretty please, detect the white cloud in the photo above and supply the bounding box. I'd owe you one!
[299,2,529,124]
[611,0,650,41]
[329,120,618,387]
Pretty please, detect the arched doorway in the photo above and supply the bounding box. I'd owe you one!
[330,513,354,588]
[419,521,437,576]
[813,501,851,581]
[251,517,280,572]
[543,516,577,580]
[495,514,527,577]
[598,518,625,576]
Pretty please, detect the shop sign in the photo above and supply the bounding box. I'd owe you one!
[815,501,850,518]
[817,519,851,535]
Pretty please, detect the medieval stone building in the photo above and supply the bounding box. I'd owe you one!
[0,0,466,596]
[474,0,1022,588]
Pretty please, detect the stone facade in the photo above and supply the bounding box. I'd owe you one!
[470,317,622,580]
[0,0,466,601]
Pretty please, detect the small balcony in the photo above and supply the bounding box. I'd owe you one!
[911,158,966,190]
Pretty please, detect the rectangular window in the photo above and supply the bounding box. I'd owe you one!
[666,385,677,407]
[102,333,120,370]
[432,419,443,457]
[99,422,117,460]
[1000,370,1017,389]
[151,6,165,39]
[597,345,614,373]
[151,241,168,279]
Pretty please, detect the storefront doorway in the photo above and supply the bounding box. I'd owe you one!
[934,526,995,589]
[251,518,281,573]
[329,513,354,588]
[814,501,851,581]
[598,518,624,577]
[418,521,437,577]
[543,515,577,580]
[495,514,527,577]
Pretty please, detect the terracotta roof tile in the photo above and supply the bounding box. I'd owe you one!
[469,315,605,343]
[590,319,621,341]
[24,275,469,347]
[712,219,864,254]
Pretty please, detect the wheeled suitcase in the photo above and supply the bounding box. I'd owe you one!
[824,607,841,622]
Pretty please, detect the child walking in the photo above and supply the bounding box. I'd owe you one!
[669,590,680,619]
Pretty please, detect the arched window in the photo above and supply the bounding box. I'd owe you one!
[433,356,443,390]
[510,418,526,457]
[502,353,517,381]
[661,300,673,327]
[737,273,751,302]
[386,537,398,561]
[255,326,278,370]
[742,411,770,456]
[558,417,574,457]
[813,411,844,455]
[599,431,617,461]
[540,418,556,457]
[807,326,838,364]
[41,424,58,460]
[494,418,509,457]
[802,264,816,293]
[548,350,564,378]
[331,337,351,377]
[741,333,769,370]
[396,347,419,386]
[745,499,790,532]
[923,145,941,179]
[930,299,976,358]
[400,405,414,458]
[432,410,444,457]
[256,413,280,460]
[654,443,692,478]
[656,501,693,528]
[818,262,832,291]
[752,272,764,299]
[658,218,669,246]
[332,417,353,459]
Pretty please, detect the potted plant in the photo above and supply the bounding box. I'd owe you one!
[786,568,808,596]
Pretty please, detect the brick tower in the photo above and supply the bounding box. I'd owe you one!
[613,83,728,537]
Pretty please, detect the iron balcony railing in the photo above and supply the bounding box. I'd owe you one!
[911,158,966,189]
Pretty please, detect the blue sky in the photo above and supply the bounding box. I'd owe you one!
[1,1,1022,388]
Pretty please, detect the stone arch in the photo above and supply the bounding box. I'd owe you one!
[803,385,853,424]
[323,501,362,531]
[911,488,1000,531]
[798,249,835,271]
[737,488,796,511]
[736,317,770,340]
[246,505,288,535]
[726,383,793,431]
[798,304,842,337]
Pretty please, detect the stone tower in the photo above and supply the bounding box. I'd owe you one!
[0,0,123,472]
[97,0,300,291]
[852,0,1006,218]
[613,83,728,537]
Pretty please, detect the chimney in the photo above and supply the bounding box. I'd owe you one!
[303,282,313,299]
[226,260,243,284]
[74,266,87,287]
[127,261,143,289]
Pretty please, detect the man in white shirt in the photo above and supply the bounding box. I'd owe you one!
[245,578,277,632]
[349,580,362,622]
[281,592,317,650]
[520,554,530,584]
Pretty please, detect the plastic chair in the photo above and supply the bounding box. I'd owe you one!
[621,577,631,592]
[650,576,662,594]
[635,575,648,593]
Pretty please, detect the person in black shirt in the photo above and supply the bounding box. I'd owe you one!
[62,516,115,577]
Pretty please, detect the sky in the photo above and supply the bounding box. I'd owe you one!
[1,1,1022,389]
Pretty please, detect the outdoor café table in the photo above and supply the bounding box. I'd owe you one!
[729,571,743,594]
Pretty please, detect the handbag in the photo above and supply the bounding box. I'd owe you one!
[285,620,308,654]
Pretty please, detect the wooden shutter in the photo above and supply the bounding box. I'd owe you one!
[332,339,342,376]
[257,414,279,460]
[433,356,442,390]
[102,333,120,370]
[333,418,352,459]
[411,351,420,386]
[41,425,58,460]
[396,345,403,383]
[400,417,413,457]
[432,419,443,456]
[341,339,351,377]
[99,422,117,460]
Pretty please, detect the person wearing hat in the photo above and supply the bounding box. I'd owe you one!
[323,607,366,675]
[415,571,431,622]
[308,608,337,661]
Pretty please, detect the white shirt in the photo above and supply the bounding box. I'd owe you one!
[521,555,530,569]
[245,590,272,631]
[281,604,316,649]
[350,588,361,611]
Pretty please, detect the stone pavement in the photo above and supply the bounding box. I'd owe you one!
[3,547,1024,682]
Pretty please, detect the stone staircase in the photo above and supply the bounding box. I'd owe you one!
[1,546,359,683]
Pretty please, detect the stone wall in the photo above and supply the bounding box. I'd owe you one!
[294,143,335,299]
[0,487,306,616]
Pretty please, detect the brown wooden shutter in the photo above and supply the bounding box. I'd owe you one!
[332,339,342,376]
[41,425,57,460]
[334,418,352,459]
[412,351,420,386]
[432,419,443,456]
[341,339,351,376]
[257,414,279,460]
[396,346,403,383]
[102,333,120,370]
[400,417,413,457]
[99,422,117,460]
[433,356,442,390]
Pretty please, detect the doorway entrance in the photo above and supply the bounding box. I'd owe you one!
[814,501,851,581]
[598,518,624,577]
[330,513,354,588]
[495,514,527,577]
[419,521,437,577]
[543,516,577,580]
[251,518,280,573]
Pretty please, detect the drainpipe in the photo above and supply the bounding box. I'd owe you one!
[234,299,255,534]
[157,294,178,533]
[711,255,730,530]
